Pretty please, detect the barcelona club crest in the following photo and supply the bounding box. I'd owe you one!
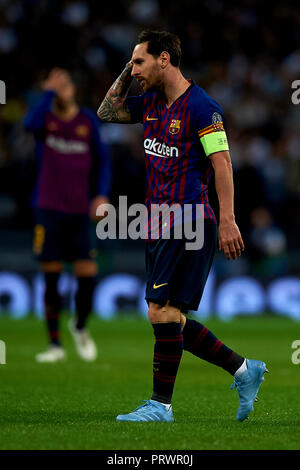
[75,125,89,137]
[169,119,181,135]
[47,121,59,131]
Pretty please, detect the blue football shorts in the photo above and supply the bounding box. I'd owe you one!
[145,220,217,313]
[33,208,95,262]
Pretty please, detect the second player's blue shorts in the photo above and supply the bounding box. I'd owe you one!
[145,220,217,312]
[33,208,95,262]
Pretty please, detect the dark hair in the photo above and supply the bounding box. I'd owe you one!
[137,30,181,67]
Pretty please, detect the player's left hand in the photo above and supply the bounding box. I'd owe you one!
[218,218,244,261]
[89,195,110,221]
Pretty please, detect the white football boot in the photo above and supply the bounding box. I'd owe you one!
[68,319,98,362]
[35,345,66,363]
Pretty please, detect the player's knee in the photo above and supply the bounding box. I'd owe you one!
[180,313,186,330]
[73,260,97,277]
[42,261,63,273]
[148,302,165,323]
[148,301,181,323]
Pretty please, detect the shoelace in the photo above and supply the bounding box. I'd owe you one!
[230,376,248,391]
[230,381,237,390]
[134,400,152,412]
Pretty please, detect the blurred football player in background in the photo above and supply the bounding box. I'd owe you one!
[24,68,111,362]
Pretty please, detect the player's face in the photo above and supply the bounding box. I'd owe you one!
[131,42,163,91]
[56,75,76,107]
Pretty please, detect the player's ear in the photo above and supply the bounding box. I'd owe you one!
[159,51,170,69]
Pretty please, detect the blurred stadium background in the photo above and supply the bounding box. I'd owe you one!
[0,0,299,320]
[1,0,300,453]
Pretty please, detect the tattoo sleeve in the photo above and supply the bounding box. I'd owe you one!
[97,62,133,123]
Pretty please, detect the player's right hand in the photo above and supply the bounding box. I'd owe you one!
[41,68,70,94]
[218,218,244,261]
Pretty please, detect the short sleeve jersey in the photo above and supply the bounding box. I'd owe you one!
[126,81,229,227]
[24,91,111,214]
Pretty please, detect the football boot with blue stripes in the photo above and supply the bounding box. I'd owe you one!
[116,400,174,422]
[230,359,268,421]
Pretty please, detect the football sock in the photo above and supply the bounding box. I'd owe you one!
[151,400,172,411]
[75,276,95,330]
[234,358,247,377]
[44,272,62,346]
[183,318,244,375]
[151,322,183,404]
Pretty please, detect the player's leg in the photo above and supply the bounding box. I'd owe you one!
[35,261,66,362]
[69,259,98,361]
[65,213,98,361]
[180,313,245,375]
[175,220,244,374]
[145,239,185,410]
[116,300,182,422]
[178,219,268,420]
[73,259,97,330]
[116,238,186,422]
[182,308,268,420]
[33,209,66,362]
[43,261,63,346]
[149,300,183,407]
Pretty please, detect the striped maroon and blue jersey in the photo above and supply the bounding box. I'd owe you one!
[24,91,111,214]
[126,81,226,234]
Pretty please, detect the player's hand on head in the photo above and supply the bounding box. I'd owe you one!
[218,218,244,261]
[41,68,71,93]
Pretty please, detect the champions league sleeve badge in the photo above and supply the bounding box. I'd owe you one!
[212,112,224,131]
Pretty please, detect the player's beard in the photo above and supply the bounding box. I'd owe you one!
[141,64,164,92]
[144,83,156,92]
[143,76,164,93]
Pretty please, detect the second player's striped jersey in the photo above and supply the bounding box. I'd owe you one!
[24,91,111,214]
[126,81,229,234]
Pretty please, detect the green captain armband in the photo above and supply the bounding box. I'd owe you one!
[200,131,229,156]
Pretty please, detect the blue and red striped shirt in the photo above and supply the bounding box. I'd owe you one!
[24,91,111,214]
[126,81,226,236]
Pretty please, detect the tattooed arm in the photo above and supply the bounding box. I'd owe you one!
[97,62,134,123]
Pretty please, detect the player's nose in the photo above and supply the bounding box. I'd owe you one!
[131,65,139,77]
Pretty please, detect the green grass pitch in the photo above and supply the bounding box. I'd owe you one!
[0,314,300,450]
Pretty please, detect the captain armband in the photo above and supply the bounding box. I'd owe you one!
[199,130,229,156]
[198,117,229,156]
